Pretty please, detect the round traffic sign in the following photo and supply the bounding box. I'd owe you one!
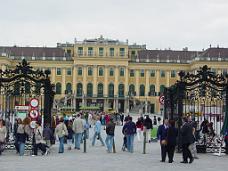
[29,109,39,119]
[159,95,165,105]
[30,98,39,108]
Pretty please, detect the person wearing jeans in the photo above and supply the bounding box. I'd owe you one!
[55,118,68,153]
[92,116,105,146]
[122,117,136,153]
[105,118,115,153]
[72,114,84,150]
[59,136,64,153]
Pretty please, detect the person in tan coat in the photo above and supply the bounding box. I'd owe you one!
[72,114,84,150]
[55,117,68,153]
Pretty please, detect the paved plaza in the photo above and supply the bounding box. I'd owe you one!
[1,121,228,171]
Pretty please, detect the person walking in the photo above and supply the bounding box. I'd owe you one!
[143,115,153,143]
[153,116,157,126]
[166,120,178,163]
[72,114,84,150]
[33,121,49,156]
[92,116,105,146]
[55,117,68,153]
[66,120,74,150]
[188,117,199,159]
[180,117,194,164]
[0,118,7,155]
[157,119,169,162]
[105,118,115,153]
[43,123,53,148]
[16,118,28,156]
[136,118,143,141]
[122,117,136,153]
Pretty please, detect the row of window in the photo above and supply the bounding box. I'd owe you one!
[55,83,165,96]
[55,67,177,77]
[130,70,176,77]
[77,47,125,57]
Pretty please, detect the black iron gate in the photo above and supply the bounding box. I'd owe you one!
[0,59,55,125]
[164,65,228,152]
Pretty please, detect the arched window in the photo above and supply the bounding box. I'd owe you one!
[56,82,62,94]
[120,67,125,76]
[129,84,135,96]
[98,83,103,97]
[87,83,93,97]
[99,67,104,76]
[88,67,93,76]
[118,84,124,97]
[139,84,145,96]
[66,83,72,94]
[149,84,155,96]
[160,85,165,94]
[77,83,83,97]
[108,83,114,97]
[109,68,114,76]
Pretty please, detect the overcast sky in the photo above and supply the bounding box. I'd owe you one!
[0,0,228,50]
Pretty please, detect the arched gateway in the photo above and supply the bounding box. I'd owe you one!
[0,59,55,125]
[164,65,228,152]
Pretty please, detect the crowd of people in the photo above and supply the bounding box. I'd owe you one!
[0,112,227,164]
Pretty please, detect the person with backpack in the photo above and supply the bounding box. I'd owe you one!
[105,118,115,153]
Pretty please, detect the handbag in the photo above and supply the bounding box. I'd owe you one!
[161,140,167,145]
[62,124,66,136]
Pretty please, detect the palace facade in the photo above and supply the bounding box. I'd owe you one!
[1,36,228,114]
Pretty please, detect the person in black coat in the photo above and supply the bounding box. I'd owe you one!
[180,117,194,164]
[143,115,153,143]
[166,120,178,163]
[157,119,169,162]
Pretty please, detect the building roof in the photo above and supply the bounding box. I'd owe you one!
[136,47,228,63]
[137,49,200,63]
[199,48,228,58]
[0,46,68,57]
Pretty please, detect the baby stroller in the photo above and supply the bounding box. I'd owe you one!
[122,136,127,151]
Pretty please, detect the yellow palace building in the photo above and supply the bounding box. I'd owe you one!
[1,36,228,115]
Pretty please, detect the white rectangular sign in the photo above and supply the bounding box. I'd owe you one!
[15,106,29,110]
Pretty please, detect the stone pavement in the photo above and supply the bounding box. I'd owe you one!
[1,124,228,171]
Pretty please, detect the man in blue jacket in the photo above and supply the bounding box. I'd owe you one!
[122,117,136,153]
[157,119,169,162]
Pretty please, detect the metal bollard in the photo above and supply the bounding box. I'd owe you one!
[113,138,116,153]
[83,129,86,153]
[143,130,146,154]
